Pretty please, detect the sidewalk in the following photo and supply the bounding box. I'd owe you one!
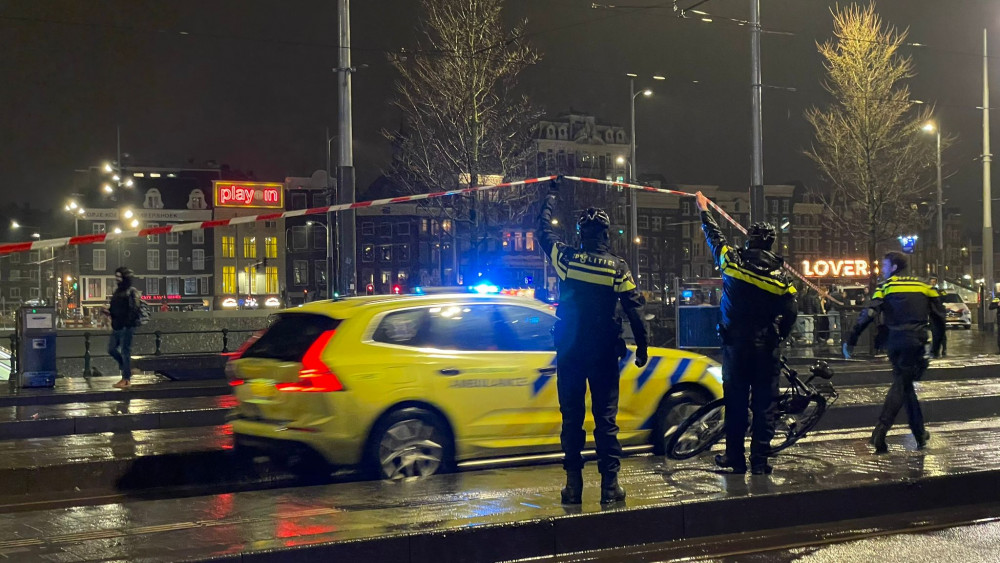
[2,419,1000,562]
[0,375,230,407]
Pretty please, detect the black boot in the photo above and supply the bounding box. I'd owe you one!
[915,430,930,449]
[561,470,583,505]
[870,424,889,453]
[600,472,626,504]
[714,454,747,474]
[749,456,773,475]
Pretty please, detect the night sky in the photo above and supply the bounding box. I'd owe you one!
[2,0,1000,225]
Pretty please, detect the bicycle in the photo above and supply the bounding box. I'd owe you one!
[664,358,837,460]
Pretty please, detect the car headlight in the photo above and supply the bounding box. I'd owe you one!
[707,365,723,383]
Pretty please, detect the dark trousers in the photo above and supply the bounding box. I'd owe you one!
[722,345,780,461]
[108,327,135,380]
[557,348,623,474]
[877,344,927,436]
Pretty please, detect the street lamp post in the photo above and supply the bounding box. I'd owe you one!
[627,73,659,289]
[923,122,944,277]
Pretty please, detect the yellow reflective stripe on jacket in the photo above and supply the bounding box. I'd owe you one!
[568,260,617,276]
[875,283,938,298]
[722,262,796,296]
[615,275,636,293]
[565,267,615,286]
[551,245,568,280]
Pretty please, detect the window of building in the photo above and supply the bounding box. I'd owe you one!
[681,202,691,216]
[29,269,39,282]
[420,219,429,234]
[638,215,649,229]
[441,219,452,234]
[147,249,160,270]
[770,200,779,214]
[184,277,198,295]
[166,249,179,271]
[514,232,524,251]
[86,278,101,300]
[200,276,210,295]
[265,237,278,259]
[396,222,410,237]
[312,192,327,207]
[398,244,410,262]
[290,193,307,210]
[312,228,326,250]
[379,245,392,263]
[243,236,256,258]
[144,188,164,209]
[266,266,279,293]
[93,249,107,271]
[293,260,309,285]
[29,251,39,263]
[315,261,327,286]
[221,236,235,258]
[166,277,180,296]
[166,224,179,244]
[93,222,106,235]
[379,223,392,238]
[192,249,205,270]
[526,232,535,252]
[9,254,17,264]
[651,216,662,231]
[289,226,307,251]
[147,277,160,296]
[10,287,20,299]
[222,266,236,293]
[362,244,375,263]
[243,267,257,294]
[362,222,375,236]
[782,200,790,214]
[8,270,19,281]
[146,223,160,243]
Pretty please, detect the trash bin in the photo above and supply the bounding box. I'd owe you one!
[16,306,57,388]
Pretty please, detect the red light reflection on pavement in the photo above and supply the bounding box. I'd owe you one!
[276,520,338,546]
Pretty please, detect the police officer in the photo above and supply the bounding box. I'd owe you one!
[537,180,648,505]
[844,252,946,453]
[928,276,947,357]
[695,192,798,475]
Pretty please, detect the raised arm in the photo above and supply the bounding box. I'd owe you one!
[695,192,728,268]
[537,179,564,262]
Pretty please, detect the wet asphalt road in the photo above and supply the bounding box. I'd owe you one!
[696,519,1000,563]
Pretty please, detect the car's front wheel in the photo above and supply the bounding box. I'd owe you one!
[366,408,455,480]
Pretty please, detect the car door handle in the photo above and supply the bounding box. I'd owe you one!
[537,367,557,375]
[439,368,462,376]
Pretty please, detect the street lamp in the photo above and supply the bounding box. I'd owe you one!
[627,72,659,290]
[923,121,943,277]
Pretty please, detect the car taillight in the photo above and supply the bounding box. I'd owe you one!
[275,330,344,393]
[229,379,245,387]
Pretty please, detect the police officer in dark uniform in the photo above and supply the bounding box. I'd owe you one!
[695,192,798,475]
[537,180,648,505]
[845,252,946,452]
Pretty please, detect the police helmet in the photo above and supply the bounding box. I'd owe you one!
[577,207,611,240]
[745,222,776,250]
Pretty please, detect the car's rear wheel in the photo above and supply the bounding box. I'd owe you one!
[367,408,454,480]
[650,388,712,455]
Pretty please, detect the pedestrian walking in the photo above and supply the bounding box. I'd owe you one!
[844,252,946,453]
[695,192,798,475]
[103,267,144,389]
[928,276,947,357]
[537,178,648,505]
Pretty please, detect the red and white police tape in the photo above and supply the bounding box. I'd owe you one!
[0,174,836,302]
[563,176,840,303]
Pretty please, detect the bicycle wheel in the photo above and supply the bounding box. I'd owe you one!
[664,399,727,460]
[766,394,827,455]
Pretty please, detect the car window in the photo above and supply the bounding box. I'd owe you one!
[243,313,340,361]
[372,308,427,346]
[496,305,556,352]
[422,304,501,351]
[940,294,963,304]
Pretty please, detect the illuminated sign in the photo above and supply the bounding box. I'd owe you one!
[213,181,284,209]
[221,297,238,308]
[265,297,281,308]
[801,259,870,278]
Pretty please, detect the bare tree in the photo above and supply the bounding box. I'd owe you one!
[804,3,937,289]
[383,0,543,282]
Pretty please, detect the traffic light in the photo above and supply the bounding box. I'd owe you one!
[392,285,402,295]
[366,283,375,295]
[72,282,78,290]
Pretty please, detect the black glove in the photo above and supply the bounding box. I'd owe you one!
[634,346,648,368]
[549,175,562,193]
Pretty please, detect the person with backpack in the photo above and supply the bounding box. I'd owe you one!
[103,267,145,389]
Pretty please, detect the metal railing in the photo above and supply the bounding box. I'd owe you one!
[4,328,263,378]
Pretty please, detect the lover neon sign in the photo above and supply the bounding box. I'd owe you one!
[213,181,284,209]
[801,259,870,278]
